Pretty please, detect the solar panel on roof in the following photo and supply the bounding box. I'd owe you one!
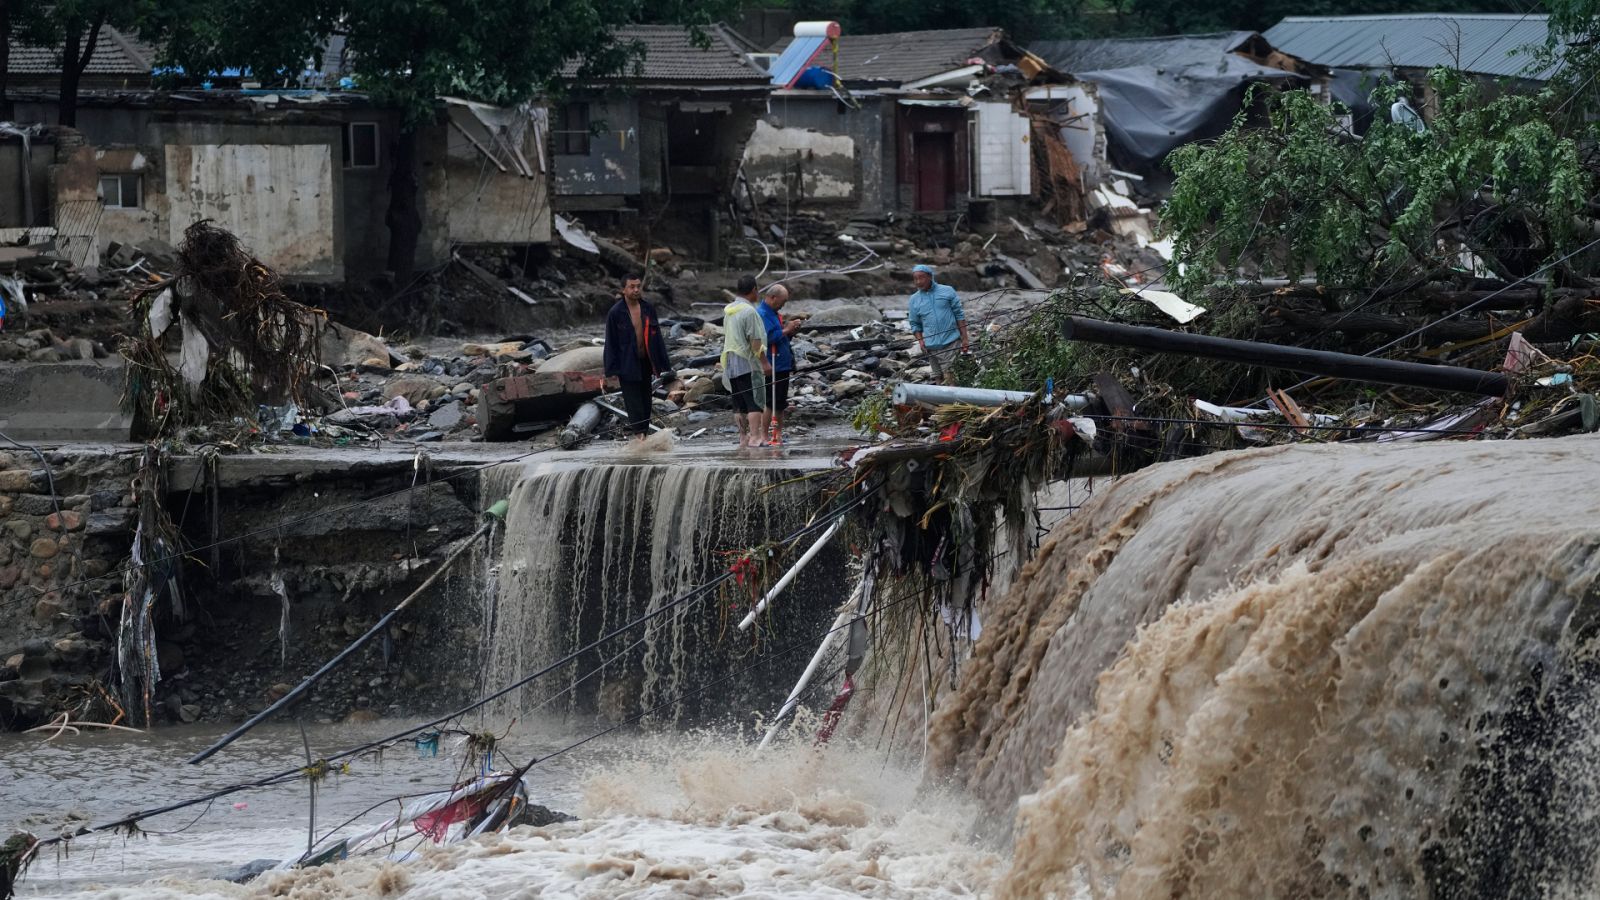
[770,35,828,87]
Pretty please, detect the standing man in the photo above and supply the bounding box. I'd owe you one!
[721,274,770,449]
[603,274,672,441]
[907,263,969,385]
[757,283,801,446]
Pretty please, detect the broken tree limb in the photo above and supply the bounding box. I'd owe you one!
[187,516,500,764]
[1061,315,1511,396]
[738,518,843,631]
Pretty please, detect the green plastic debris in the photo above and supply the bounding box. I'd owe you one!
[484,499,510,521]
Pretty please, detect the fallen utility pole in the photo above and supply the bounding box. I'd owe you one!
[1061,316,1511,396]
[187,507,505,765]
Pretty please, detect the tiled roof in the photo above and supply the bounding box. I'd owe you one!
[1264,14,1557,79]
[562,24,769,84]
[7,26,154,76]
[771,27,1000,86]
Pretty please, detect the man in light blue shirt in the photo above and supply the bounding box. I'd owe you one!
[906,264,968,384]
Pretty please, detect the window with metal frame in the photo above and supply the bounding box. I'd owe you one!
[98,173,142,208]
[344,122,380,168]
[552,103,591,156]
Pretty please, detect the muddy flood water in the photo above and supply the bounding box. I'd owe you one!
[2,720,1001,898]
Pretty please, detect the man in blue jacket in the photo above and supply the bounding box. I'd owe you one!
[757,283,801,445]
[907,264,968,384]
[602,275,673,440]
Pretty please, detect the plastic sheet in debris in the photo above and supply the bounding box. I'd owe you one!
[1122,287,1205,324]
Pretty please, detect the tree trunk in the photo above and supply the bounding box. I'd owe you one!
[385,124,422,287]
[57,16,104,128]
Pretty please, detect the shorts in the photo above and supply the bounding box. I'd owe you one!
[926,343,961,380]
[770,370,791,414]
[731,372,766,413]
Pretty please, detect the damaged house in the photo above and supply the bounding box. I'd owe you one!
[1263,14,1559,131]
[749,25,1069,217]
[551,24,771,259]
[5,49,549,280]
[1029,32,1320,185]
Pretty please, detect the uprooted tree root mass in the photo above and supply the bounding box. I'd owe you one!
[122,221,325,440]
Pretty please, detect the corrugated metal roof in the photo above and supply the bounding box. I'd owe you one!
[770,27,1000,86]
[561,24,769,84]
[1031,32,1258,74]
[1263,14,1557,78]
[7,27,154,76]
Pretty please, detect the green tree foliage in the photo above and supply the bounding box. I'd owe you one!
[13,0,165,125]
[1160,73,1594,296]
[789,0,1087,43]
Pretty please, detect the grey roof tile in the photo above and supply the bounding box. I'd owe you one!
[7,26,153,76]
[771,26,1000,86]
[562,24,769,84]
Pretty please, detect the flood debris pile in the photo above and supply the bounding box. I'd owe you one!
[0,240,158,362]
[123,221,324,441]
[729,202,1166,297]
[958,278,1600,454]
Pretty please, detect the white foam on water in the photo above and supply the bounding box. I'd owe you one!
[41,737,1004,899]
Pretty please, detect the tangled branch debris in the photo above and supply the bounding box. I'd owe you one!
[122,221,325,439]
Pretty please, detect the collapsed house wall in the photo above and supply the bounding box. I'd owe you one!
[552,96,643,203]
[13,102,350,279]
[12,95,554,279]
[743,118,859,202]
[1027,82,1105,185]
[745,91,896,215]
[440,112,553,246]
[167,141,342,276]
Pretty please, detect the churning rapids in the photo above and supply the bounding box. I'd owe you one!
[8,435,1600,898]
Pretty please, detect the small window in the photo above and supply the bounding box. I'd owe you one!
[98,174,141,208]
[553,103,591,156]
[344,122,380,168]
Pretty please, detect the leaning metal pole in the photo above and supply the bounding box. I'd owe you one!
[1061,316,1510,396]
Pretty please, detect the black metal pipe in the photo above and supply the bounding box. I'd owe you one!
[1062,316,1510,396]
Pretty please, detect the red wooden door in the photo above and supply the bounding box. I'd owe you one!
[914,133,953,212]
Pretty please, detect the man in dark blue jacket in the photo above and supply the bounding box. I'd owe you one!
[602,275,673,440]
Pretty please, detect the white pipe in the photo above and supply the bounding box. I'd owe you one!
[737,517,843,631]
[892,382,1089,411]
[757,607,851,750]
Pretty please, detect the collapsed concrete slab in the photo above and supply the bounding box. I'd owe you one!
[478,370,605,441]
[0,362,131,441]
